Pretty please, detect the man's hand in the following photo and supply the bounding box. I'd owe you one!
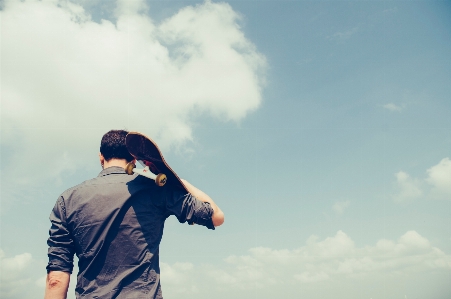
[44,271,70,299]
[181,179,225,227]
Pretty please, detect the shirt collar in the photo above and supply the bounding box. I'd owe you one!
[98,166,126,177]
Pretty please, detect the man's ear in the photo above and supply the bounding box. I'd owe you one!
[99,153,105,168]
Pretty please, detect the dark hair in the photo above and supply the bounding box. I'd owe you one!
[100,130,134,162]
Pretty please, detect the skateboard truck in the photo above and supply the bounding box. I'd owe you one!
[125,161,167,187]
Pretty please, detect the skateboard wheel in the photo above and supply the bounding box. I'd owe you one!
[125,162,136,175]
[155,173,167,186]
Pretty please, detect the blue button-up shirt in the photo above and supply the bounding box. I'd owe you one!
[47,166,214,299]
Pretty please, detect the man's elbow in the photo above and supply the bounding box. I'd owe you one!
[47,277,64,289]
[212,210,224,227]
[46,271,70,291]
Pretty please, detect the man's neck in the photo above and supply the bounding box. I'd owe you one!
[103,159,128,169]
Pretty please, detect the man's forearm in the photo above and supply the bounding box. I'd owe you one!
[44,271,70,299]
[181,179,225,226]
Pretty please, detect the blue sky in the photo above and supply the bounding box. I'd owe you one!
[1,0,450,298]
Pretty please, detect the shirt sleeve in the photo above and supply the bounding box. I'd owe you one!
[46,196,75,273]
[165,189,215,230]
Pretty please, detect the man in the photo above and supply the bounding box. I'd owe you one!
[45,130,224,299]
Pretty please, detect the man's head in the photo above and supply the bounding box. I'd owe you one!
[100,130,134,163]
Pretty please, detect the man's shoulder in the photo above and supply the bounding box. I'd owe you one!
[59,170,112,196]
[59,176,100,199]
[59,170,148,201]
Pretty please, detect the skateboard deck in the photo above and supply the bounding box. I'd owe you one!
[125,132,188,192]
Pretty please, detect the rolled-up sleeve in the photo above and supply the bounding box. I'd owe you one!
[46,196,75,273]
[166,191,215,230]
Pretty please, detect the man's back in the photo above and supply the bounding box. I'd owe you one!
[47,166,213,298]
[45,130,223,299]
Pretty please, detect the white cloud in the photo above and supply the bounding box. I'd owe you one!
[244,230,450,281]
[160,262,199,294]
[426,157,451,198]
[332,200,350,214]
[327,27,359,41]
[0,250,32,272]
[35,275,47,288]
[383,103,404,111]
[392,171,423,202]
[0,0,266,196]
[159,231,451,298]
[383,7,398,14]
[0,249,78,299]
[0,249,33,298]
[391,158,451,202]
[3,231,450,299]
[294,271,329,283]
[161,262,194,286]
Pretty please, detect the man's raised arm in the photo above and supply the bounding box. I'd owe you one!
[181,179,225,227]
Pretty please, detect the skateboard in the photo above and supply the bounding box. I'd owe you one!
[125,132,188,192]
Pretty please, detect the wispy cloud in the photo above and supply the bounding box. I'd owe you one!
[383,7,398,14]
[327,26,359,41]
[383,103,404,111]
[332,200,350,215]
